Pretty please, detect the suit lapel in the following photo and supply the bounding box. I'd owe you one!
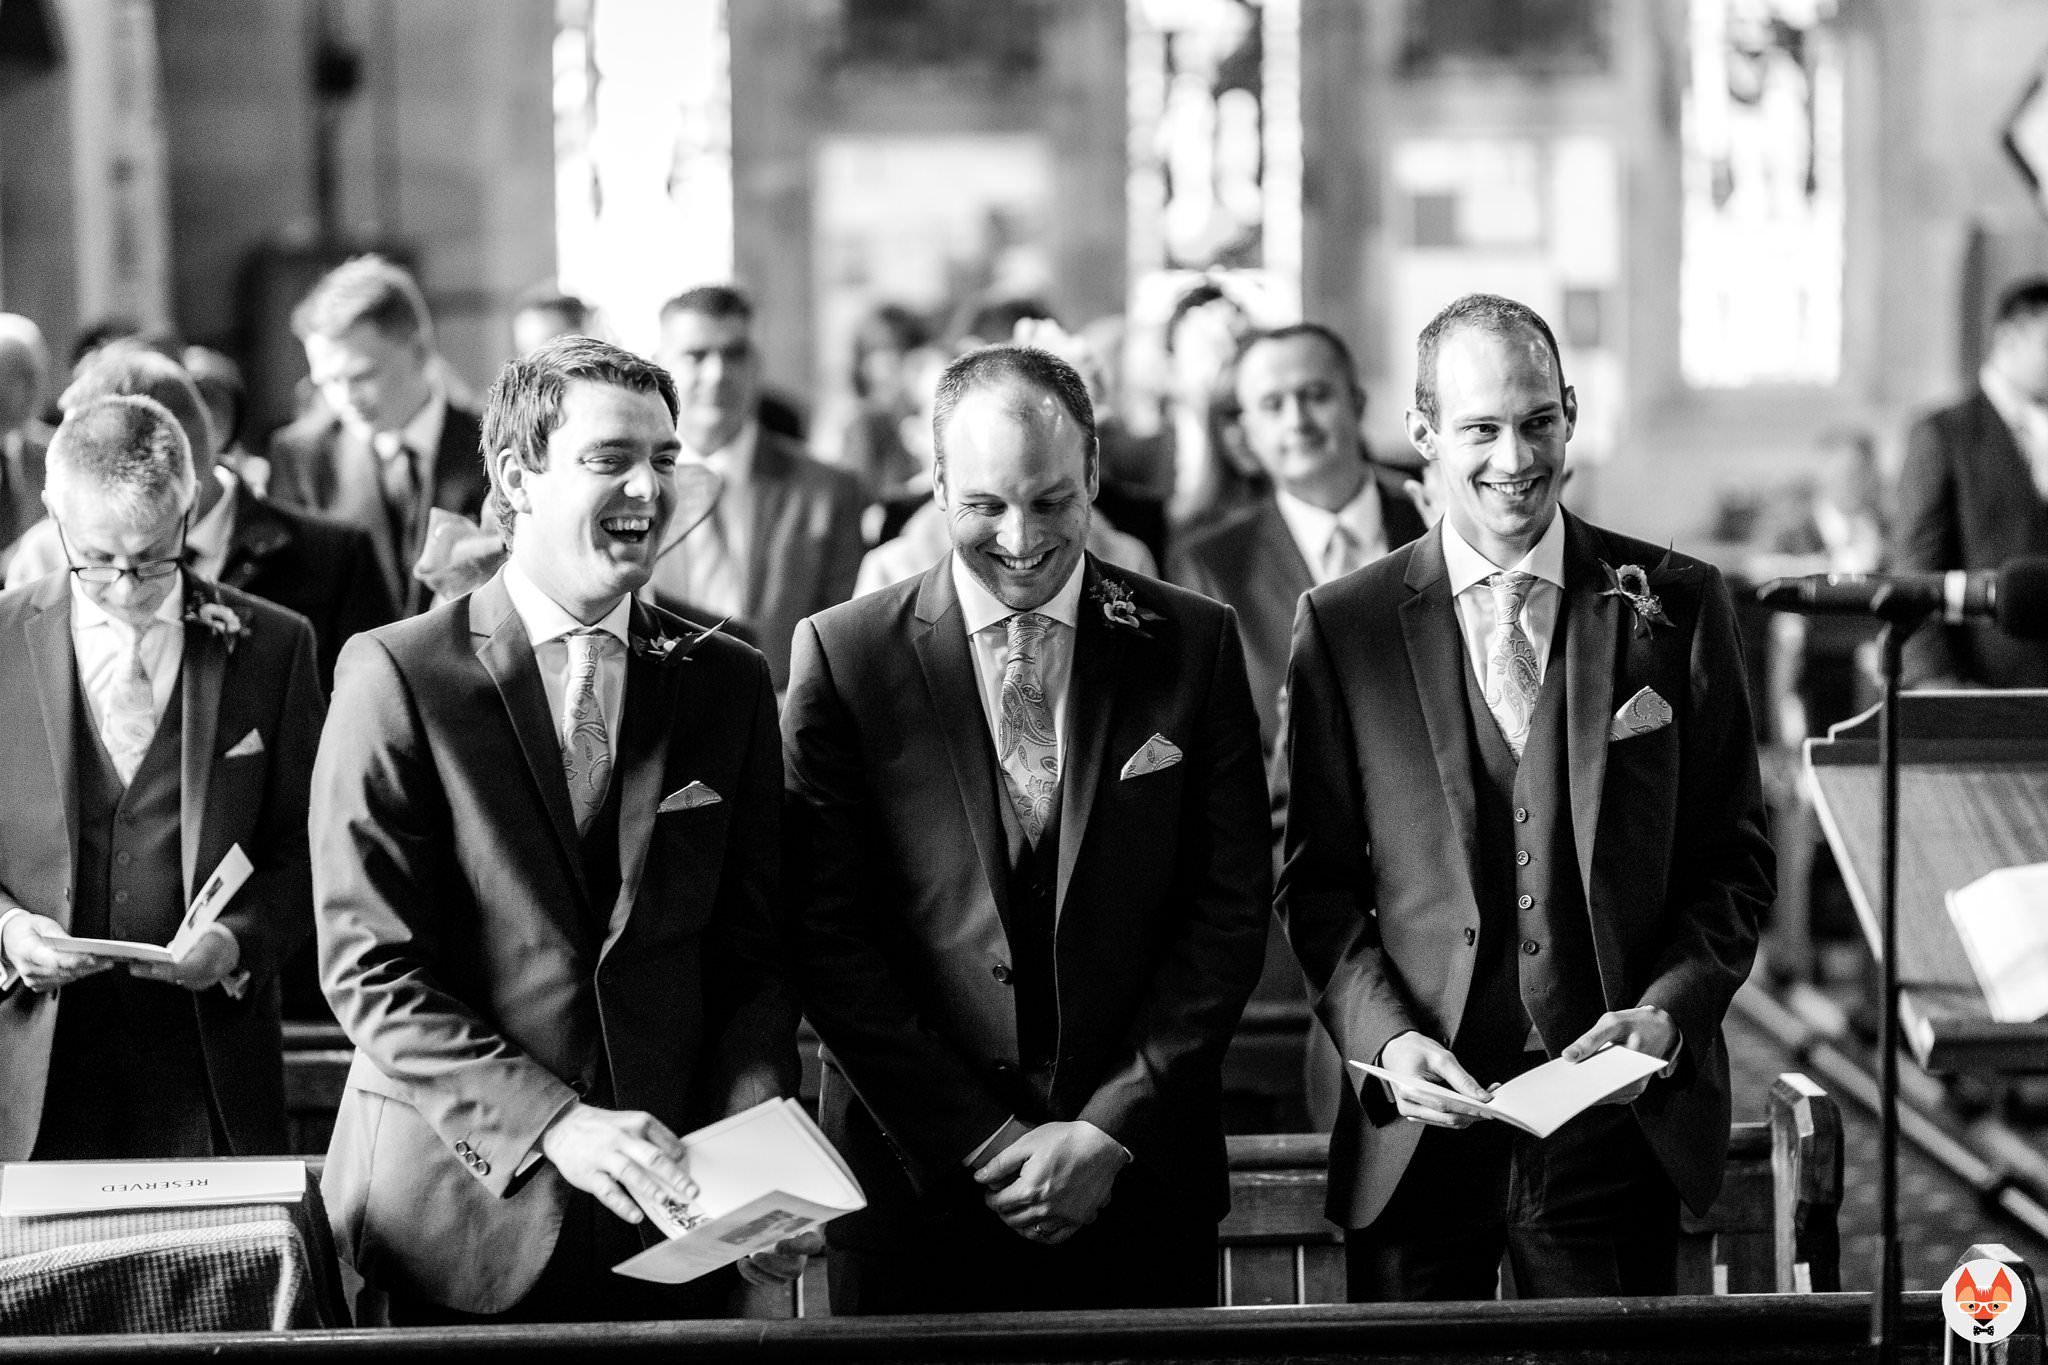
[179,588,226,898]
[911,560,1013,931]
[221,483,291,590]
[24,577,80,910]
[1257,497,1316,604]
[1055,560,1122,910]
[603,603,683,959]
[1397,525,1485,913]
[470,574,590,909]
[1561,512,1621,907]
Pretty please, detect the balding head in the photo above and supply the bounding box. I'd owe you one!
[46,394,195,533]
[61,343,218,480]
[0,314,49,434]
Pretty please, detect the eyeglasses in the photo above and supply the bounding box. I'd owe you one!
[56,518,190,586]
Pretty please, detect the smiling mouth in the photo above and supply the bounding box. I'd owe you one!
[1482,476,1544,500]
[989,549,1052,573]
[599,514,655,544]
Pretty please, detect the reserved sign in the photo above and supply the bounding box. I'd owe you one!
[0,1159,306,1217]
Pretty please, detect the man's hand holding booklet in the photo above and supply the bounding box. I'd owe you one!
[1350,1044,1667,1140]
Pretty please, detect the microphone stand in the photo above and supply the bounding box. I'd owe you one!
[1865,592,1932,1365]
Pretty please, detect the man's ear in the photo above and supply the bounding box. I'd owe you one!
[492,449,534,517]
[1561,385,1578,442]
[1404,409,1438,463]
[931,455,949,509]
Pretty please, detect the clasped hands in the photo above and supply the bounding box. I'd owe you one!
[972,1118,1130,1246]
[1376,1005,1678,1129]
[539,1101,823,1285]
[1,911,240,993]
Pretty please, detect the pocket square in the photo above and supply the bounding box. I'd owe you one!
[658,781,723,813]
[1610,687,1674,740]
[1120,734,1184,780]
[223,728,265,759]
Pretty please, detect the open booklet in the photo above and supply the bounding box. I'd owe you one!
[613,1097,866,1285]
[1349,1044,1666,1140]
[1946,863,2048,1024]
[42,845,253,967]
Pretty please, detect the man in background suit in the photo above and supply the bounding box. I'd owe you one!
[1172,323,1427,756]
[1896,276,2048,687]
[1278,294,1773,1300]
[269,254,487,618]
[783,344,1271,1314]
[0,314,51,576]
[647,285,863,689]
[315,336,810,1325]
[9,345,393,691]
[0,394,322,1161]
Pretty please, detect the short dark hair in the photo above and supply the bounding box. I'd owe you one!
[1994,277,2048,329]
[659,284,754,327]
[947,294,1057,350]
[1166,280,1250,355]
[1412,293,1567,427]
[292,254,432,345]
[513,287,591,332]
[930,344,1098,478]
[851,304,931,398]
[482,335,680,541]
[1235,322,1366,409]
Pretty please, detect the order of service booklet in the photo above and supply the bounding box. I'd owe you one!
[613,1097,866,1285]
[1945,863,2048,1024]
[41,844,254,965]
[1348,1044,1666,1140]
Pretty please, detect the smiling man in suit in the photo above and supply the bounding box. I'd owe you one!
[270,255,487,618]
[313,335,809,1324]
[1897,276,2048,687]
[1171,323,1426,756]
[783,344,1271,1314]
[1278,294,1773,1300]
[0,394,322,1161]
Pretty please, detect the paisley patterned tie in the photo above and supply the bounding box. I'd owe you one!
[1485,571,1541,759]
[560,629,617,834]
[103,625,159,785]
[997,612,1060,844]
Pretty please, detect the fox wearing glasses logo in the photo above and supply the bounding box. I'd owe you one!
[1943,1258,2029,1343]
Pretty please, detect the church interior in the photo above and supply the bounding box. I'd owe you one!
[3,0,2048,1353]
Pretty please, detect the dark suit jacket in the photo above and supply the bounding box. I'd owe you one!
[0,573,323,1160]
[266,403,487,618]
[1277,513,1772,1227]
[0,431,46,576]
[1896,390,2048,686]
[219,480,397,689]
[782,556,1271,1239]
[314,572,797,1314]
[1170,466,1427,753]
[652,430,864,691]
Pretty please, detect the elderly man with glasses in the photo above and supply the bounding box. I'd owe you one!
[0,393,323,1161]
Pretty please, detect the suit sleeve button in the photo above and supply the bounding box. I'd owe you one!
[1463,927,1476,946]
[454,1141,471,1155]
[1522,939,1540,955]
[1515,850,1530,867]
[992,964,1012,985]
[1514,807,1529,823]
[1517,894,1533,910]
[475,1160,490,1176]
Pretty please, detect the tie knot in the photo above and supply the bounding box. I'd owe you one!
[565,628,619,664]
[1006,611,1053,650]
[1487,570,1536,616]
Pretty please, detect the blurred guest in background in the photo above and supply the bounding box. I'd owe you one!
[0,313,52,575]
[184,345,266,496]
[512,285,597,358]
[1162,280,1260,535]
[0,394,322,1162]
[269,254,488,618]
[648,284,864,689]
[834,303,931,501]
[1897,276,2048,688]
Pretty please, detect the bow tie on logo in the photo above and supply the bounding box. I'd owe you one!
[1976,1323,1996,1336]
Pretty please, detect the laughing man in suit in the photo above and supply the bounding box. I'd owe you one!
[1171,323,1425,756]
[1278,294,1773,1299]
[783,344,1271,1314]
[269,255,487,619]
[314,336,810,1324]
[0,394,322,1160]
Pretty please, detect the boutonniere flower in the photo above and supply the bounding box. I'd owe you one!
[1598,553,1677,639]
[185,595,251,653]
[634,615,729,666]
[1090,576,1163,638]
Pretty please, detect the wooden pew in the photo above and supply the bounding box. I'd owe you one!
[0,1293,1976,1363]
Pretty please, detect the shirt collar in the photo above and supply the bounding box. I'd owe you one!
[502,558,634,648]
[1981,362,2048,433]
[69,568,187,635]
[1273,473,1382,552]
[187,467,239,563]
[951,551,1087,639]
[1441,509,1568,598]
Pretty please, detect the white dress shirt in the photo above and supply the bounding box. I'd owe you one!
[951,551,1085,775]
[1275,475,1387,586]
[503,559,631,773]
[659,421,758,620]
[186,467,240,583]
[1441,512,1568,690]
